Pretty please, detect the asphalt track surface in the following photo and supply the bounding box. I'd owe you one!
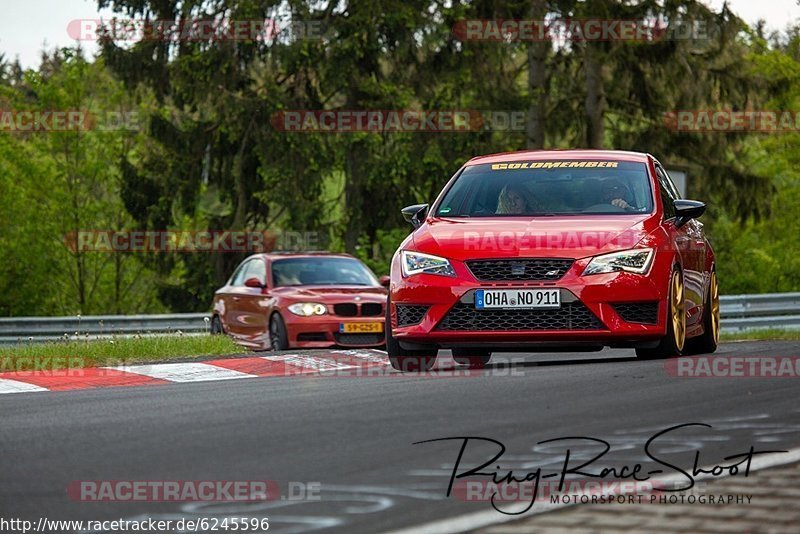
[2,340,800,533]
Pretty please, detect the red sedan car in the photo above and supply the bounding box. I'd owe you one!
[386,149,720,371]
[212,252,388,350]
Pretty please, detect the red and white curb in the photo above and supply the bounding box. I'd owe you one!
[0,350,389,394]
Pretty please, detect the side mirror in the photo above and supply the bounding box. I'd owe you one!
[244,277,266,289]
[401,203,429,228]
[379,275,391,287]
[673,199,706,228]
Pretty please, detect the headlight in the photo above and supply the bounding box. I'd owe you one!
[401,250,456,277]
[288,302,328,316]
[583,248,654,276]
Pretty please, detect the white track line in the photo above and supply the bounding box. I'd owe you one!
[104,363,254,383]
[386,446,800,534]
[0,378,48,394]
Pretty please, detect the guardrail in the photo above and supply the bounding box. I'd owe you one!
[719,292,800,333]
[0,293,798,345]
[0,313,210,345]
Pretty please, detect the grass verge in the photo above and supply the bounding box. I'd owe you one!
[0,335,244,372]
[721,329,800,342]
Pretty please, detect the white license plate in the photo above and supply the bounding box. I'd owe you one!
[475,289,560,309]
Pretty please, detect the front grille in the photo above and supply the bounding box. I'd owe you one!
[436,302,605,331]
[333,302,383,317]
[361,303,383,316]
[613,302,659,325]
[297,332,328,342]
[335,333,384,346]
[333,303,358,317]
[466,258,573,281]
[396,304,430,327]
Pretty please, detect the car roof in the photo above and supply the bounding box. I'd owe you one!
[465,149,651,166]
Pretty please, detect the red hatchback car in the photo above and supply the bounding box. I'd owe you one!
[386,149,720,371]
[212,252,388,350]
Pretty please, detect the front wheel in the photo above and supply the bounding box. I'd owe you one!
[452,348,492,368]
[636,269,685,360]
[684,271,720,355]
[386,297,437,372]
[269,314,290,351]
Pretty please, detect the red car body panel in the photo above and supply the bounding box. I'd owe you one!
[389,149,715,350]
[213,253,387,350]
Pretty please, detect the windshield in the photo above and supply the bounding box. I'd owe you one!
[435,160,654,216]
[271,257,379,287]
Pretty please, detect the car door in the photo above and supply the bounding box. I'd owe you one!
[224,258,266,342]
[236,257,270,345]
[655,164,705,328]
[217,260,251,337]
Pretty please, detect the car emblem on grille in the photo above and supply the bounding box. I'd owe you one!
[354,296,362,301]
[511,263,526,276]
[546,269,559,276]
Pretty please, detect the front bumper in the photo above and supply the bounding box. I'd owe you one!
[390,255,671,348]
[283,313,386,349]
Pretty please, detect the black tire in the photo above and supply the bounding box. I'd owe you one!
[210,315,224,335]
[385,297,437,372]
[684,271,720,355]
[452,348,492,368]
[636,268,685,360]
[269,313,290,351]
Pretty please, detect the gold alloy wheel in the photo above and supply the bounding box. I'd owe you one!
[671,270,686,351]
[710,271,720,345]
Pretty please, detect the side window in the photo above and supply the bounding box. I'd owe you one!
[247,259,267,285]
[231,261,251,286]
[655,166,677,220]
[660,167,682,200]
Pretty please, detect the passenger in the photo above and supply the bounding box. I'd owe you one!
[496,183,541,214]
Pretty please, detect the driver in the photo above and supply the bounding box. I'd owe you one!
[601,179,636,210]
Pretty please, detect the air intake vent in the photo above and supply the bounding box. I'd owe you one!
[335,333,384,346]
[396,305,430,327]
[613,302,659,325]
[436,302,605,331]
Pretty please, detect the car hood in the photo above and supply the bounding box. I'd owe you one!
[273,286,387,301]
[411,215,656,261]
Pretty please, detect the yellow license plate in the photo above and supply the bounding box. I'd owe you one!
[340,322,384,333]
